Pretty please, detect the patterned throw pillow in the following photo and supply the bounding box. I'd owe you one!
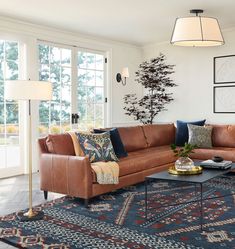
[93,128,128,158]
[76,132,119,163]
[187,124,213,148]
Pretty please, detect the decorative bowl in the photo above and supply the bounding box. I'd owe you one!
[212,156,224,162]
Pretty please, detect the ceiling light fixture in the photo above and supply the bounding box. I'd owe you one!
[171,9,224,47]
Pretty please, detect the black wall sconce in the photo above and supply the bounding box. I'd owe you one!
[116,67,129,86]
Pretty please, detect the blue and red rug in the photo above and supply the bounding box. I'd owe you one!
[0,174,234,249]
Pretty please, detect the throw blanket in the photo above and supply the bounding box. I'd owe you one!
[91,161,119,184]
[68,131,119,184]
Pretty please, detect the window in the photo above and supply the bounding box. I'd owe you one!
[0,40,20,169]
[38,42,107,136]
[77,51,105,130]
[38,44,72,136]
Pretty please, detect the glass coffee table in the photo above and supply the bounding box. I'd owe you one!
[145,162,235,231]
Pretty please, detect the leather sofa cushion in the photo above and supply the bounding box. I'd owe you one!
[190,147,235,161]
[142,124,175,147]
[211,124,235,147]
[46,133,75,155]
[92,145,175,182]
[117,126,147,152]
[119,146,175,175]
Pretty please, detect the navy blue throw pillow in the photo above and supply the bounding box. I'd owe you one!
[93,128,128,158]
[175,120,206,146]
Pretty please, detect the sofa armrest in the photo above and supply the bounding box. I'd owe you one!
[39,153,92,199]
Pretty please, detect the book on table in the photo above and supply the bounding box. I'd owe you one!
[199,160,232,169]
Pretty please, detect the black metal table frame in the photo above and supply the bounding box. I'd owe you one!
[145,175,235,231]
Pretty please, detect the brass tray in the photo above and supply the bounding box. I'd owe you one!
[168,165,203,175]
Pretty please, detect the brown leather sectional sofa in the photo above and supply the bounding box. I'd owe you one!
[38,123,235,205]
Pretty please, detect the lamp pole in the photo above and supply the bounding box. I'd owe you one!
[24,99,34,218]
[4,80,52,221]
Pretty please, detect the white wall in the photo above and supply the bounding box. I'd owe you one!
[111,45,143,126]
[143,28,235,124]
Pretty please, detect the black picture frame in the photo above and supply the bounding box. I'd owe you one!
[213,85,235,113]
[214,55,235,84]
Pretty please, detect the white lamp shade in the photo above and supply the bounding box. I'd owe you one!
[5,80,52,100]
[171,17,224,47]
[122,67,129,78]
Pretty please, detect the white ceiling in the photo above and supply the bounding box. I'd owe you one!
[0,0,235,46]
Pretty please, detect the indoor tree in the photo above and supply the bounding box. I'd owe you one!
[124,53,177,124]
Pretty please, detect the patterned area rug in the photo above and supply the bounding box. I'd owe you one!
[0,174,234,249]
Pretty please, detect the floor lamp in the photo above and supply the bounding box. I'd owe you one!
[5,80,52,221]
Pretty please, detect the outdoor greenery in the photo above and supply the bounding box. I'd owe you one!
[0,42,105,140]
[38,44,71,135]
[0,41,19,125]
[0,41,19,145]
[171,143,198,158]
[38,45,105,135]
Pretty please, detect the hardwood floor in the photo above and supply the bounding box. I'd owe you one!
[0,173,63,248]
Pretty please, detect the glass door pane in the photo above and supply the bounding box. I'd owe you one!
[37,43,107,135]
[0,40,21,176]
[38,44,72,136]
[77,51,105,130]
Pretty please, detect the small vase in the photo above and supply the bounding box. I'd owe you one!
[175,157,194,171]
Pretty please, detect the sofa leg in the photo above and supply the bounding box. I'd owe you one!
[44,191,48,200]
[84,199,89,208]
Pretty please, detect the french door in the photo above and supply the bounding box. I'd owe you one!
[38,43,72,136]
[77,49,106,130]
[0,40,23,178]
[38,42,107,136]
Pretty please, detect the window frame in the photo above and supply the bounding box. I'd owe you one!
[76,47,107,130]
[37,41,108,135]
[0,38,25,178]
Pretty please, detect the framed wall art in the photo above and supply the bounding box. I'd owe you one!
[214,55,235,84]
[213,85,235,113]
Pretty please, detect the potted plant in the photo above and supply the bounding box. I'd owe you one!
[123,54,177,124]
[171,143,197,171]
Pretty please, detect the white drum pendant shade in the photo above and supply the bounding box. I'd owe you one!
[171,13,224,47]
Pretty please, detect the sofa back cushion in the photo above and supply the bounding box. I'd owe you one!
[117,126,147,152]
[38,137,49,154]
[211,124,235,147]
[142,124,175,147]
[46,133,75,155]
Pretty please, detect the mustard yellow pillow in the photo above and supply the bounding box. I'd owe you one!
[67,131,84,156]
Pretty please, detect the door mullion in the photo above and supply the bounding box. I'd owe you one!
[71,47,78,129]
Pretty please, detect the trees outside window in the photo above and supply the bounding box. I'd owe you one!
[38,44,72,136]
[38,44,106,136]
[0,41,19,145]
[0,40,20,170]
[77,51,105,131]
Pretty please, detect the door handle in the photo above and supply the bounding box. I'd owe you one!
[74,114,79,124]
[71,113,80,124]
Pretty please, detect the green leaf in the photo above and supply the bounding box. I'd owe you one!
[171,144,176,150]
